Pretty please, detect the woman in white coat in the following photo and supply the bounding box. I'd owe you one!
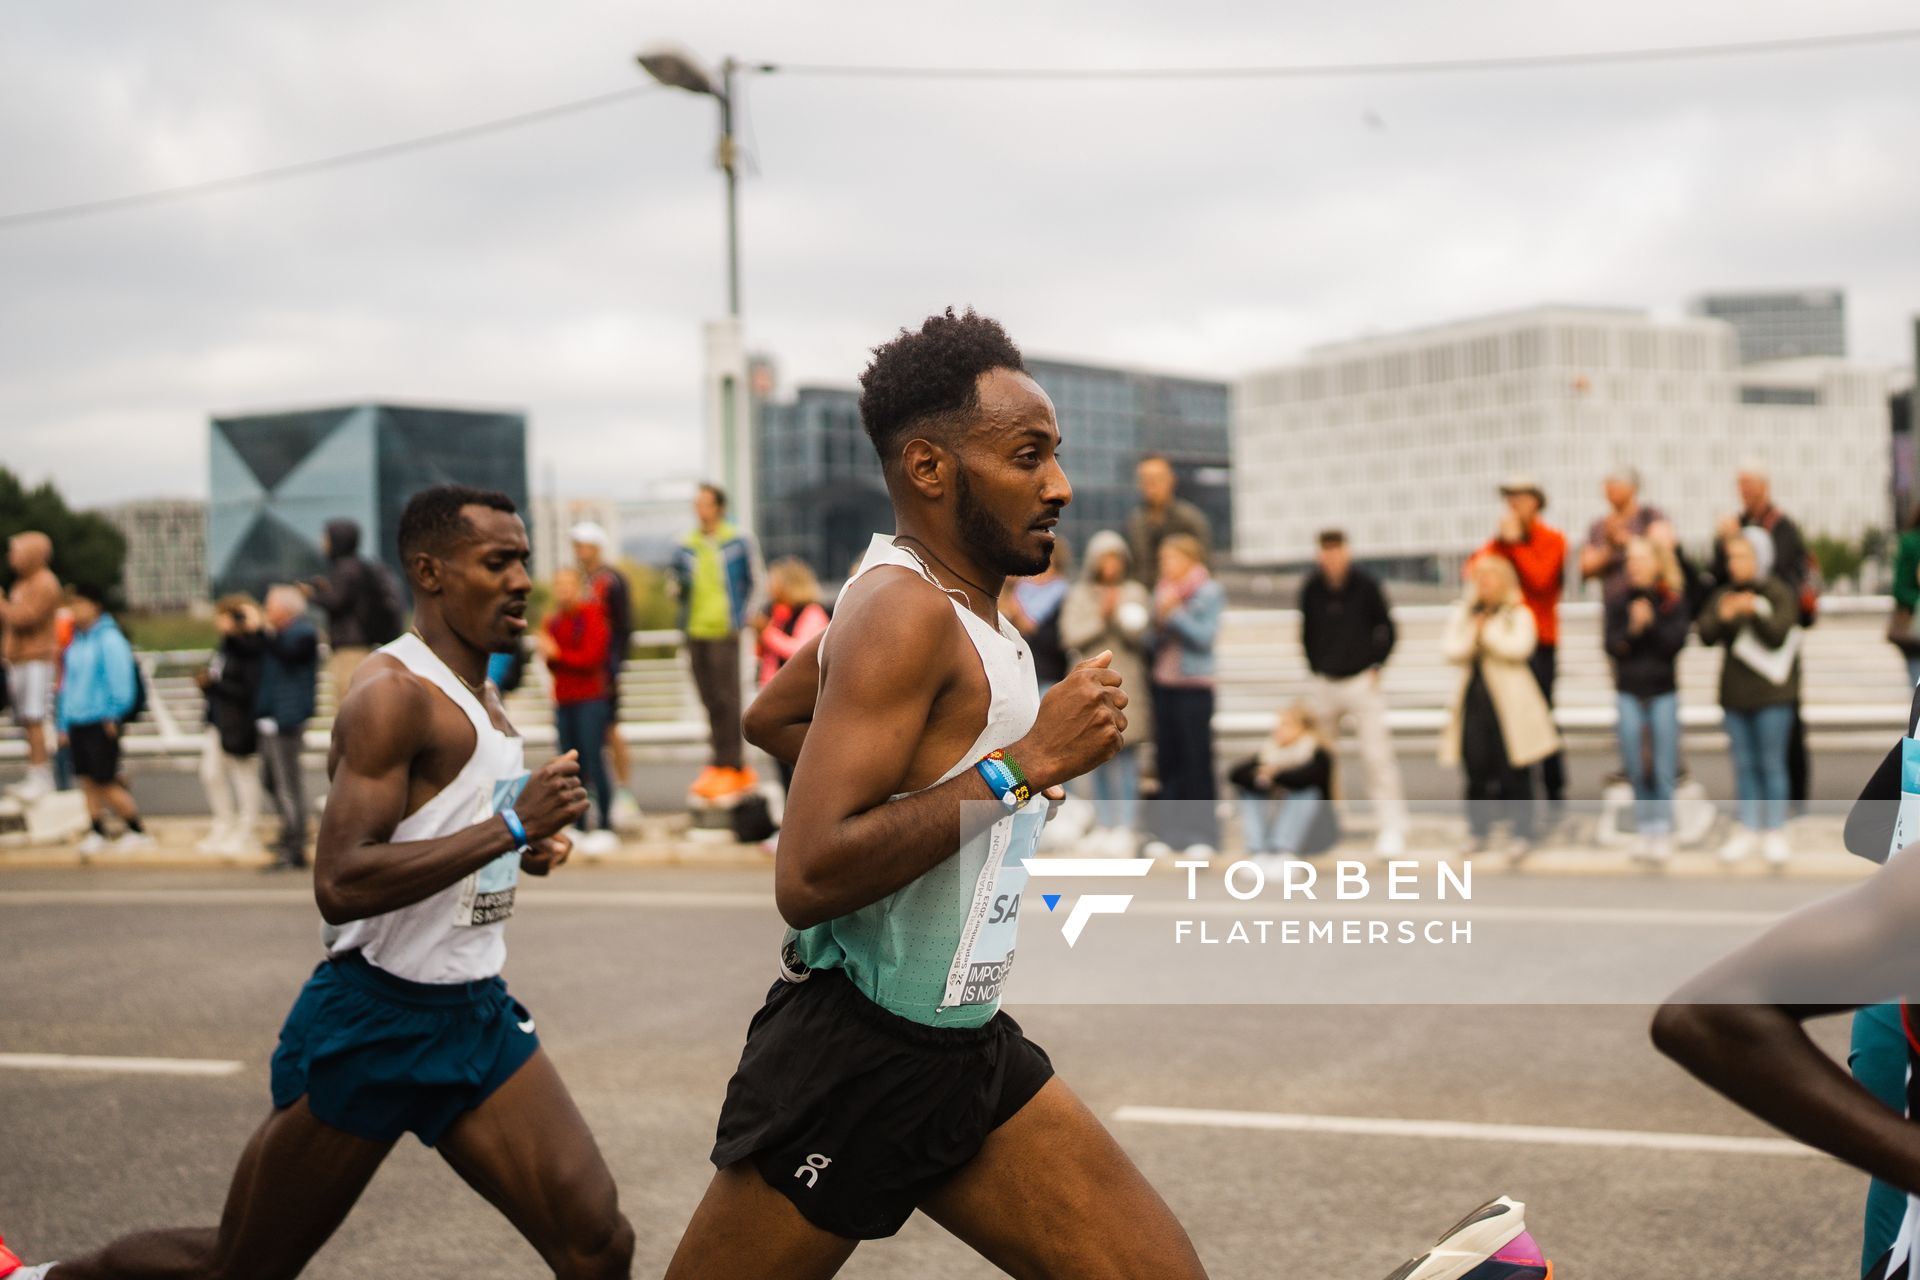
[1441,555,1562,857]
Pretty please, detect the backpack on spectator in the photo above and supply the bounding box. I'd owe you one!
[122,650,148,724]
[1759,508,1822,627]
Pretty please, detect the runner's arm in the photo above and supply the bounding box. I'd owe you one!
[313,665,586,924]
[1653,852,1920,1193]
[773,581,1000,927]
[774,576,1123,929]
[743,631,822,765]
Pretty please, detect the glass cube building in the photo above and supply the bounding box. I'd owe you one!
[209,403,528,598]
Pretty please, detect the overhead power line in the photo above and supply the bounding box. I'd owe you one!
[4,24,1917,232]
[0,83,658,232]
[769,25,1920,80]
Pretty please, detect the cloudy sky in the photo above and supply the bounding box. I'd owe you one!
[3,1,1916,509]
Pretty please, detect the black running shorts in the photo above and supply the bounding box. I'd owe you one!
[67,721,122,785]
[709,966,1055,1240]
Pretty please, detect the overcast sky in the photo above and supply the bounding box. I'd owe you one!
[3,1,1917,509]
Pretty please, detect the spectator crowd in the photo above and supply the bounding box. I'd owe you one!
[0,449,1907,871]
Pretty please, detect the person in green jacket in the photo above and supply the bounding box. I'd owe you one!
[1889,509,1920,690]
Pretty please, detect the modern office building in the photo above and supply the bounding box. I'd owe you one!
[94,499,208,612]
[753,356,1233,580]
[209,403,527,598]
[1234,305,1892,582]
[754,380,888,581]
[1025,357,1233,559]
[1692,288,1846,364]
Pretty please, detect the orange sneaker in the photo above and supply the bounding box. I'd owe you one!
[723,766,759,797]
[0,1234,50,1278]
[690,766,732,799]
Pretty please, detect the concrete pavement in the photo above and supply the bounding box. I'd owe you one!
[0,861,1876,1278]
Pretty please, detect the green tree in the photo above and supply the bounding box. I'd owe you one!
[0,468,126,602]
[1809,533,1865,590]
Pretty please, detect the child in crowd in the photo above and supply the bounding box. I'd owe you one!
[1229,701,1340,866]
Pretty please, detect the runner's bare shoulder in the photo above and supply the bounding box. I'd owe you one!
[823,566,964,684]
[326,654,434,772]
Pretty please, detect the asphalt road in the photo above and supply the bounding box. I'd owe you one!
[0,863,1875,1279]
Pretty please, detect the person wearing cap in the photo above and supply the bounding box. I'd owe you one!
[1579,467,1673,602]
[571,520,637,822]
[1473,474,1569,808]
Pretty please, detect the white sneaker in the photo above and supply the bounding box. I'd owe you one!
[1141,840,1174,860]
[1633,833,1673,864]
[1251,851,1290,877]
[1181,843,1217,860]
[610,789,644,833]
[111,830,156,853]
[76,830,109,855]
[1762,830,1791,866]
[1373,829,1407,858]
[196,822,235,854]
[1105,827,1138,857]
[6,771,52,803]
[577,829,622,858]
[1718,827,1758,863]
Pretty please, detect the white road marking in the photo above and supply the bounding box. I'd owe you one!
[0,1052,244,1077]
[0,887,1787,927]
[1111,1104,1823,1159]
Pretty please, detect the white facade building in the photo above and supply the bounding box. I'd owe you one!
[1233,305,1891,578]
[94,498,208,612]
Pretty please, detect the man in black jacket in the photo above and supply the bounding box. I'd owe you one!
[306,518,403,701]
[1297,529,1406,855]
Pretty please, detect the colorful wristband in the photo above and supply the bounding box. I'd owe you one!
[501,806,530,848]
[975,754,1032,811]
[983,748,1027,788]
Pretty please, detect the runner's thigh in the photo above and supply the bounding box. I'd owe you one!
[435,1049,632,1274]
[663,1163,858,1280]
[918,1077,1209,1280]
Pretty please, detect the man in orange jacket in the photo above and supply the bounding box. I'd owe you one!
[1473,475,1568,807]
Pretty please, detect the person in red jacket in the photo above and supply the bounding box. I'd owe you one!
[1474,474,1568,807]
[540,567,618,855]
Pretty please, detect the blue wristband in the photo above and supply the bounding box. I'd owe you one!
[501,806,530,848]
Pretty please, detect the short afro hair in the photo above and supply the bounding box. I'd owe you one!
[397,484,518,567]
[857,308,1026,469]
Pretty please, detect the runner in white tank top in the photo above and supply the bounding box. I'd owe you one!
[325,630,529,983]
[16,486,636,1280]
[667,312,1547,1280]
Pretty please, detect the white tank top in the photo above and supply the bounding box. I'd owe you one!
[326,633,528,984]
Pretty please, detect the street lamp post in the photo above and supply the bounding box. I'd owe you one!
[636,44,741,317]
[638,43,754,535]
